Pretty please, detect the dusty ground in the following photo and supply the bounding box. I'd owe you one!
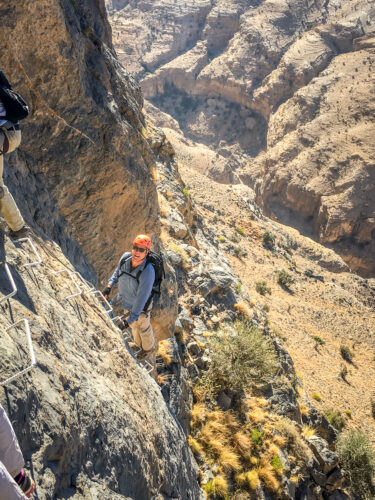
[164,127,375,444]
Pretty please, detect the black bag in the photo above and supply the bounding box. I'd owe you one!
[119,251,165,310]
[0,70,29,123]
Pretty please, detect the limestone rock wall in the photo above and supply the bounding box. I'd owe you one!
[0,0,159,285]
[0,232,202,499]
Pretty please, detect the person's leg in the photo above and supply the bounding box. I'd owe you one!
[0,130,25,232]
[131,309,155,351]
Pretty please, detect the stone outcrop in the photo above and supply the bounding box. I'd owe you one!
[107,0,375,276]
[0,231,202,499]
[1,0,158,286]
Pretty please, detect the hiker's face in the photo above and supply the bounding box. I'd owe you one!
[132,245,148,266]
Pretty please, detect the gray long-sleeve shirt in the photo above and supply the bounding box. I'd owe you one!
[108,252,155,324]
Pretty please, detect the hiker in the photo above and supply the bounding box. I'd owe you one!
[0,404,35,499]
[103,234,157,360]
[0,70,29,239]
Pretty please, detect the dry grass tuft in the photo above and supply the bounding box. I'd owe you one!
[188,435,203,456]
[248,407,266,424]
[233,431,252,452]
[257,466,281,493]
[234,301,253,318]
[206,420,228,435]
[204,475,228,498]
[236,470,260,490]
[276,417,312,465]
[299,402,309,415]
[190,403,206,426]
[157,340,174,365]
[218,449,242,472]
[167,242,192,270]
[302,426,316,438]
[157,373,168,386]
[273,434,287,448]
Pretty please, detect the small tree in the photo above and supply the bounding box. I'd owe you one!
[201,321,278,395]
[340,345,354,363]
[256,281,271,296]
[263,231,275,249]
[337,430,375,498]
[277,270,294,288]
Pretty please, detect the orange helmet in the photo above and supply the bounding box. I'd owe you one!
[133,234,152,250]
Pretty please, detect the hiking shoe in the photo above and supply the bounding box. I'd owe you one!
[137,347,156,361]
[9,225,30,240]
[129,341,140,351]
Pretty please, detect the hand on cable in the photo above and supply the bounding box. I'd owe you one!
[102,285,111,298]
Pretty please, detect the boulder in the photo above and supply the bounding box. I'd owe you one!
[307,436,339,474]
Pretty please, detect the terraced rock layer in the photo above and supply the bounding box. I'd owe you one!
[107,0,375,276]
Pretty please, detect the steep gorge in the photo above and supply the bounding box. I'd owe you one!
[107,0,375,277]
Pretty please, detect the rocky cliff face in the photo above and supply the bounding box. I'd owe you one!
[1,0,159,285]
[0,0,205,498]
[0,231,202,499]
[107,0,375,277]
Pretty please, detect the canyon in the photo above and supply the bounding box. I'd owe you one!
[108,0,375,277]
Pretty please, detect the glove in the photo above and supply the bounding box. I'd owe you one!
[102,285,111,298]
[14,469,35,498]
[119,319,129,331]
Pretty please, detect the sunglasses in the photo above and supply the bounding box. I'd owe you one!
[132,245,147,253]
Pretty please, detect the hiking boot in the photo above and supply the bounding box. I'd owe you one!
[137,347,156,362]
[128,341,140,351]
[9,225,30,240]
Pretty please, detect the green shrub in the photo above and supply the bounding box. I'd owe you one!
[237,227,245,236]
[230,233,240,243]
[271,455,283,471]
[277,270,294,287]
[236,283,242,293]
[251,428,263,446]
[183,187,189,197]
[312,336,325,349]
[201,321,278,396]
[337,430,375,498]
[371,398,375,419]
[312,392,322,402]
[263,231,275,249]
[233,245,245,258]
[340,345,354,363]
[324,408,346,431]
[219,236,225,242]
[255,281,271,296]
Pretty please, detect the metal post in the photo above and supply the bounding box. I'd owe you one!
[14,238,42,267]
[1,319,36,386]
[0,263,17,304]
[87,290,113,314]
[53,269,82,299]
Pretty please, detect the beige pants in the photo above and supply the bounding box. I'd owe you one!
[0,128,25,231]
[126,306,155,351]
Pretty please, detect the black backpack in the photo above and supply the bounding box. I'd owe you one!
[118,251,165,310]
[0,70,29,123]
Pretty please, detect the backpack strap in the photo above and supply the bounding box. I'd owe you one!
[118,253,144,282]
[0,129,9,155]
